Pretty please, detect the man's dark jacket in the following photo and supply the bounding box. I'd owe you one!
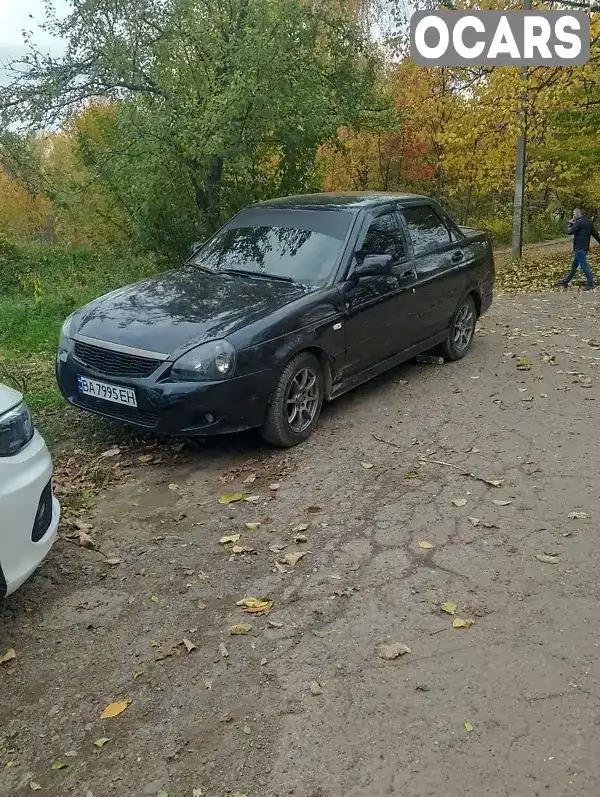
[568,215,600,251]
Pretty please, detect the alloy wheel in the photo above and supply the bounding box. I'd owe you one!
[453,303,475,352]
[286,367,319,433]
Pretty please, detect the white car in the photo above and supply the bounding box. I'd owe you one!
[0,383,60,597]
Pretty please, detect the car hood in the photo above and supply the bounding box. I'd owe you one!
[72,267,310,357]
[0,383,23,415]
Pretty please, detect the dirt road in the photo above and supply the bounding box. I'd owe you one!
[3,287,600,797]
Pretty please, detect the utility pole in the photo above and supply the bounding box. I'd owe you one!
[511,0,532,260]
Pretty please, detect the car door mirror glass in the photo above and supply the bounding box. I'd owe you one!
[354,253,392,278]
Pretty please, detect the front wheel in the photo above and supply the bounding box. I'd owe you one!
[440,295,477,361]
[260,352,324,447]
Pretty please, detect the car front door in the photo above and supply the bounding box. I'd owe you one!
[340,209,417,378]
[400,203,466,342]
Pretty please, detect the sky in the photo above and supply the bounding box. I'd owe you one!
[0,0,68,78]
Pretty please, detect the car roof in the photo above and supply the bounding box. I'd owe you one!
[253,191,430,212]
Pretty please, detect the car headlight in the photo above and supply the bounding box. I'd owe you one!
[0,401,35,457]
[171,340,236,382]
[58,313,77,352]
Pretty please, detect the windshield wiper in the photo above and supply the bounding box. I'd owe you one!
[188,262,214,274]
[219,268,296,284]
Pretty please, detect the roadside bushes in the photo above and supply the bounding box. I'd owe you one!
[0,236,160,358]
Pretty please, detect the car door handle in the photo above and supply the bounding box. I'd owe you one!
[452,250,464,263]
[399,269,415,281]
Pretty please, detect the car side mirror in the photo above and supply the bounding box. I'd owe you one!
[354,253,393,278]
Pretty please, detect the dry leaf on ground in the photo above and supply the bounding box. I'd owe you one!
[168,483,179,491]
[93,737,111,748]
[294,533,308,543]
[236,597,273,614]
[229,624,252,635]
[219,534,241,544]
[181,638,196,653]
[244,494,261,504]
[310,680,323,695]
[280,551,307,566]
[219,643,229,658]
[0,648,16,665]
[535,553,559,564]
[29,782,42,791]
[361,462,374,470]
[292,522,309,532]
[464,721,474,732]
[245,522,261,531]
[100,700,130,719]
[516,356,532,371]
[492,499,512,506]
[452,498,468,507]
[78,531,95,549]
[51,761,67,770]
[104,556,121,566]
[452,617,474,629]
[218,493,246,504]
[417,541,434,550]
[568,511,588,519]
[377,642,412,660]
[441,601,457,615]
[100,446,121,459]
[231,545,256,555]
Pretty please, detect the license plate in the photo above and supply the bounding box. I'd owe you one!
[77,376,138,407]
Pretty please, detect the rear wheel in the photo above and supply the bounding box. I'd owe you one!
[440,295,477,361]
[260,352,324,447]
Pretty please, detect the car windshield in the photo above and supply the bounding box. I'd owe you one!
[190,208,353,285]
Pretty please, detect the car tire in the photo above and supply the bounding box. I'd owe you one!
[260,352,324,448]
[440,295,477,361]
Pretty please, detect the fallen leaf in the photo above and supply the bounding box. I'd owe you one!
[292,523,309,532]
[516,356,532,371]
[269,482,281,491]
[309,680,323,695]
[280,551,306,566]
[151,595,159,603]
[193,790,203,797]
[268,544,284,553]
[307,505,323,514]
[74,518,93,531]
[157,792,168,797]
[452,617,474,629]
[467,516,481,527]
[168,483,179,491]
[523,462,541,475]
[268,620,284,628]
[243,473,257,485]
[535,554,559,564]
[51,761,67,770]
[100,446,121,459]
[245,522,261,531]
[133,671,145,679]
[104,557,122,566]
[78,531,95,549]
[244,494,260,504]
[219,643,229,658]
[100,700,130,719]
[229,624,252,635]
[219,534,241,544]
[452,498,468,507]
[441,600,457,615]
[417,541,434,550]
[236,597,273,614]
[492,499,512,506]
[243,725,251,735]
[404,471,420,479]
[181,638,196,653]
[93,737,111,748]
[29,782,42,791]
[0,648,16,665]
[464,721,474,733]
[231,545,255,554]
[294,533,308,543]
[468,446,481,453]
[204,678,213,690]
[218,492,246,504]
[138,454,154,464]
[64,750,77,758]
[361,462,374,470]
[568,511,588,519]
[377,642,412,660]
[487,479,504,488]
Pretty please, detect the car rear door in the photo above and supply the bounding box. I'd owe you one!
[399,203,467,342]
[340,208,417,377]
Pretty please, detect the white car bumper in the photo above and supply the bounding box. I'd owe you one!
[0,430,60,597]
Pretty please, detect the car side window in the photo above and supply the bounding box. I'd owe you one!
[358,211,406,263]
[402,205,452,256]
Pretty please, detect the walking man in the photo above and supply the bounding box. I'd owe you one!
[559,207,600,289]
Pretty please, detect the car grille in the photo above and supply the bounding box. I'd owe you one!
[32,480,53,542]
[74,394,159,429]
[73,340,160,379]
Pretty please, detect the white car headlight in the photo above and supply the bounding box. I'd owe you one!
[58,313,77,351]
[0,401,34,457]
[171,340,236,382]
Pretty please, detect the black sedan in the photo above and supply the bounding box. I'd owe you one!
[56,192,495,447]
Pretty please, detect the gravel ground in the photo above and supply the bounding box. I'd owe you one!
[2,286,600,797]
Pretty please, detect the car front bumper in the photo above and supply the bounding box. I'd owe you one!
[56,350,274,436]
[0,431,60,598]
